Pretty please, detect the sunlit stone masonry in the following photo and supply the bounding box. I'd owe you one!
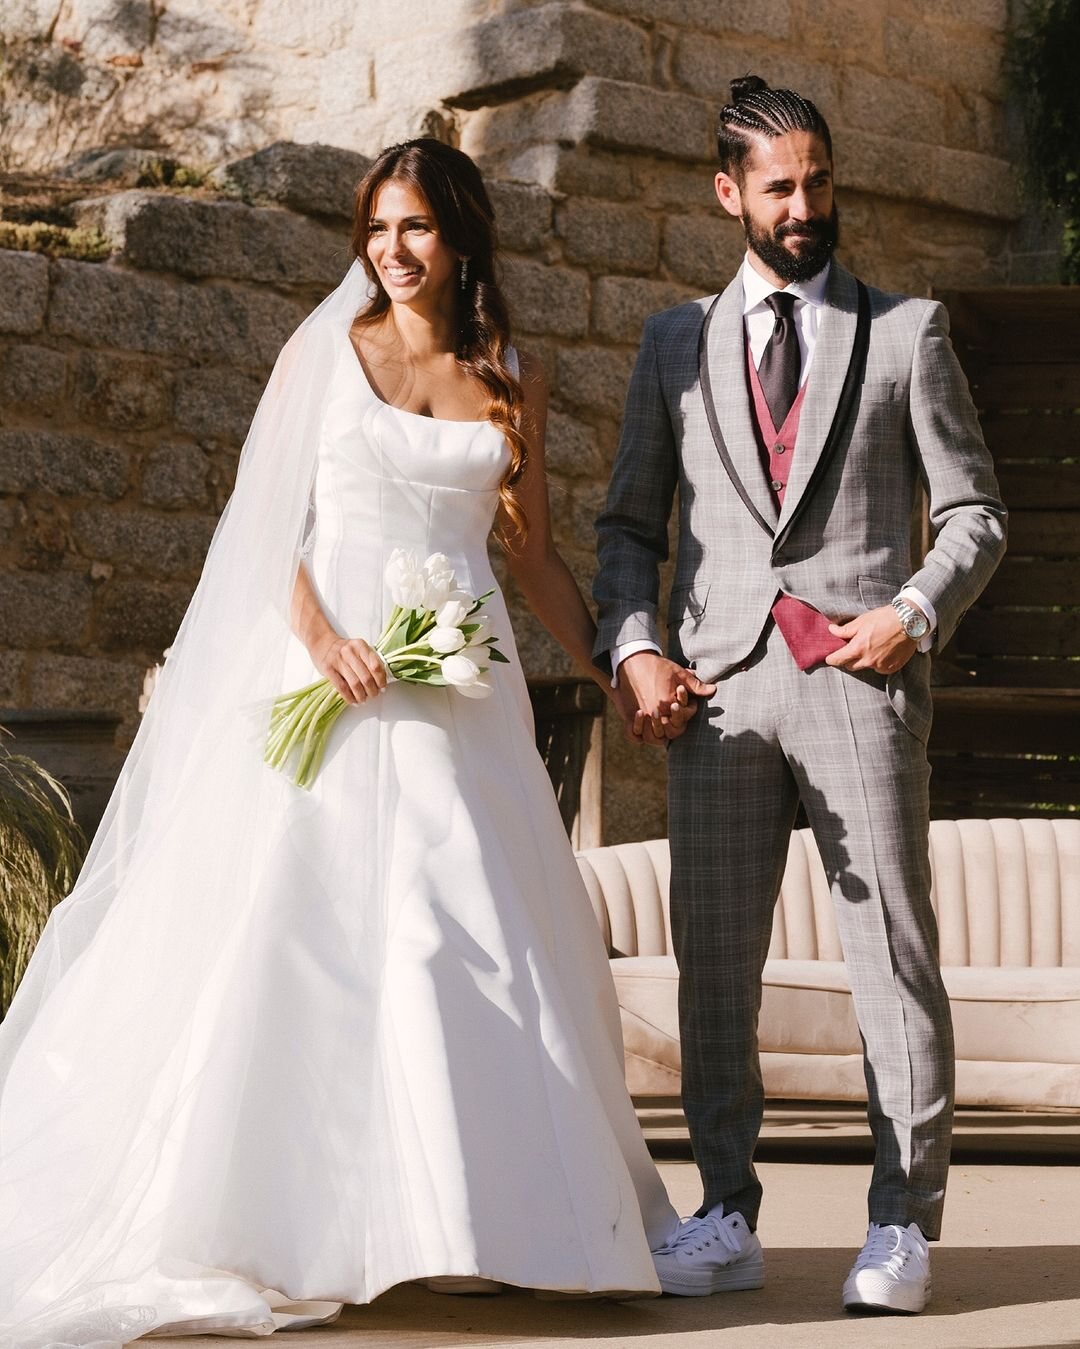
[0,0,1051,840]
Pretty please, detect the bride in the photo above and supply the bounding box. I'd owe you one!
[0,139,681,1347]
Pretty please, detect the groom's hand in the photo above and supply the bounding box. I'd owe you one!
[825,605,917,675]
[619,652,716,745]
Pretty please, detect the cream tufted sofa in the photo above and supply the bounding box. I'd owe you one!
[577,818,1080,1110]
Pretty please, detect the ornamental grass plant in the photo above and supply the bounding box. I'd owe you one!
[0,732,85,1016]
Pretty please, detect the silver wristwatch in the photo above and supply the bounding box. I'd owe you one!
[891,596,929,641]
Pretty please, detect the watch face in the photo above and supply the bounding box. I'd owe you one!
[905,613,929,639]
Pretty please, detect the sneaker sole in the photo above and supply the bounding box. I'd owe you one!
[842,1277,929,1315]
[658,1252,765,1298]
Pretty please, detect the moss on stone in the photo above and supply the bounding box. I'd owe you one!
[0,220,111,260]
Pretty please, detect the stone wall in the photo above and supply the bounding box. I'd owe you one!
[0,0,1053,843]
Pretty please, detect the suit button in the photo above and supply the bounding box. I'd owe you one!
[771,479,784,491]
[774,442,787,454]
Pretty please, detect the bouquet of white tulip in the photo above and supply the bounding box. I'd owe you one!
[265,550,508,789]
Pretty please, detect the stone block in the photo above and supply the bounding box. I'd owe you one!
[661,213,743,293]
[55,0,154,57]
[177,285,311,368]
[141,444,210,510]
[0,650,24,704]
[28,652,143,716]
[0,343,67,413]
[570,77,714,163]
[929,0,1008,29]
[49,261,308,369]
[0,572,93,646]
[209,141,372,220]
[379,4,650,111]
[49,260,182,353]
[58,146,182,187]
[555,345,636,419]
[636,159,718,212]
[97,578,194,653]
[930,145,1020,221]
[544,409,605,479]
[73,350,171,430]
[587,0,791,40]
[0,430,129,500]
[76,192,350,288]
[502,145,636,203]
[499,257,589,338]
[73,507,217,578]
[250,0,356,52]
[833,128,927,205]
[592,275,698,344]
[562,479,609,550]
[674,34,839,112]
[488,180,553,254]
[152,0,249,63]
[801,0,884,59]
[0,250,49,335]
[556,198,660,275]
[839,68,947,147]
[174,368,264,445]
[884,16,1004,97]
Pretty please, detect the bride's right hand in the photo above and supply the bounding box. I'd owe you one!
[313,635,388,704]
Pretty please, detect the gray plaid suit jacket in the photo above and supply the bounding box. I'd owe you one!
[594,261,1007,741]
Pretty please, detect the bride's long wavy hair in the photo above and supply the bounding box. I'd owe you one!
[351,139,528,542]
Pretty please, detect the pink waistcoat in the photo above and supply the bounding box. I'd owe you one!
[746,346,846,670]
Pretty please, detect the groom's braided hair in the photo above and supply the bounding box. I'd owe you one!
[718,75,832,183]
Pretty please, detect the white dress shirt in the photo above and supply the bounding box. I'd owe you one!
[610,255,935,682]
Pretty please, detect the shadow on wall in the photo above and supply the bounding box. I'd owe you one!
[0,2,274,173]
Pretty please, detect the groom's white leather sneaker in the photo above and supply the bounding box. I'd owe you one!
[842,1221,930,1314]
[650,1208,764,1296]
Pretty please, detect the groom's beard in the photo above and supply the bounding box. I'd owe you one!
[744,205,839,285]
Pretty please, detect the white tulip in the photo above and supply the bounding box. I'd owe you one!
[384,549,426,609]
[421,553,456,609]
[441,653,481,687]
[429,626,467,654]
[435,598,470,629]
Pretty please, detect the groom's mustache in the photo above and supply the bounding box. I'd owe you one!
[776,219,830,240]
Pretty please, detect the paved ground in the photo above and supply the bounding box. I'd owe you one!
[159,1110,1080,1349]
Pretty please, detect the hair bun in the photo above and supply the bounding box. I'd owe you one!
[730,74,770,103]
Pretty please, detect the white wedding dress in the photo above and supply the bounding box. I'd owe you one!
[0,321,676,1348]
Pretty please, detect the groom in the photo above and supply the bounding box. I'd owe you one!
[593,76,1006,1313]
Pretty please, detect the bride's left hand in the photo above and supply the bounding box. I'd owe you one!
[315,634,388,704]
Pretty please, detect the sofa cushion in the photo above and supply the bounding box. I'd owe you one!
[610,956,681,1098]
[612,954,1080,1100]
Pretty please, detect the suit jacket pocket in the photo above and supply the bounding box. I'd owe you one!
[858,573,904,611]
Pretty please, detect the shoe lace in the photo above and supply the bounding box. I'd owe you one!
[668,1211,746,1258]
[853,1224,913,1273]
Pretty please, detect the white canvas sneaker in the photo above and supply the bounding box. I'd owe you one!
[651,1208,765,1296]
[842,1221,931,1314]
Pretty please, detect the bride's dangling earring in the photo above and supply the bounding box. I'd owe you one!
[459,257,468,292]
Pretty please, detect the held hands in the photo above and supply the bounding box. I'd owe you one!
[313,634,388,703]
[615,651,716,746]
[825,604,918,675]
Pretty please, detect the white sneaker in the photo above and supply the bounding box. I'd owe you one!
[842,1222,930,1314]
[651,1209,765,1297]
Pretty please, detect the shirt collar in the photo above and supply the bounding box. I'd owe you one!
[740,252,831,315]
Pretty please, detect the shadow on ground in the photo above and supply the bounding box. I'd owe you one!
[296,1245,1079,1343]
